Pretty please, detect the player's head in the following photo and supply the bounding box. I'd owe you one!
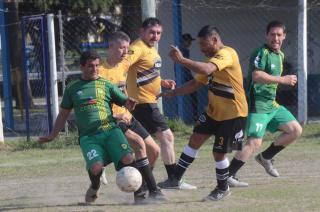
[182,33,195,48]
[80,50,100,80]
[265,20,286,53]
[108,31,131,63]
[197,25,221,57]
[140,17,162,47]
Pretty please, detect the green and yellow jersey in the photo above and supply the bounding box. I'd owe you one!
[195,46,248,121]
[99,59,132,119]
[60,78,128,137]
[247,44,284,113]
[126,38,162,104]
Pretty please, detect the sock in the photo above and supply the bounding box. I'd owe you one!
[136,157,157,192]
[216,167,229,191]
[216,158,230,191]
[228,158,245,177]
[175,145,198,181]
[165,164,176,180]
[88,170,102,190]
[261,143,285,160]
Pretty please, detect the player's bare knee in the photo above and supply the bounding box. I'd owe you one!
[292,123,302,140]
[121,153,134,165]
[90,162,104,175]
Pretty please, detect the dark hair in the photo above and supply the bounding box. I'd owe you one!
[142,17,161,29]
[266,20,286,34]
[197,25,220,38]
[80,50,100,66]
[108,31,130,44]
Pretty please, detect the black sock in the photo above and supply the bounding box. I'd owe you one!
[88,170,102,190]
[262,143,285,160]
[229,158,245,177]
[136,157,157,192]
[216,167,229,191]
[165,164,176,180]
[175,153,195,181]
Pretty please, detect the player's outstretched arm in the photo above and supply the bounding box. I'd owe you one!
[253,70,297,86]
[169,45,217,75]
[157,79,203,99]
[38,108,72,144]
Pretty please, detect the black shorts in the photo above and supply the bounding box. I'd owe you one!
[193,113,247,153]
[118,117,150,140]
[132,103,169,134]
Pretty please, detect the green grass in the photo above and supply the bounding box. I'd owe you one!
[0,121,320,211]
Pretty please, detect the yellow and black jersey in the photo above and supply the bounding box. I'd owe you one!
[99,59,132,119]
[126,39,162,104]
[195,46,248,121]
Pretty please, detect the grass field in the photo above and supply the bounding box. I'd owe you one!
[0,122,320,212]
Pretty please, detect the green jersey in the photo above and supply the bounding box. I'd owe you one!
[60,77,128,137]
[247,44,284,113]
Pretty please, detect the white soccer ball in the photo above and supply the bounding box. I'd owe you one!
[116,166,142,192]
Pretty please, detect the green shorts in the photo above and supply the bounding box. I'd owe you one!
[79,127,132,171]
[246,106,296,138]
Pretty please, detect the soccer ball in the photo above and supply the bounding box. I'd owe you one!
[116,166,142,192]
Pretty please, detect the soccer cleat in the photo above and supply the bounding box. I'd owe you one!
[100,167,108,185]
[157,178,197,190]
[255,153,280,177]
[148,189,168,203]
[227,176,249,187]
[134,188,147,204]
[204,187,231,201]
[85,185,99,204]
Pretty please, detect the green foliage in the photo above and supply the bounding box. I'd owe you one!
[6,132,79,151]
[166,118,193,134]
[29,0,118,14]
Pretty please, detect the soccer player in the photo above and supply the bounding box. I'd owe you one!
[99,31,166,203]
[126,17,196,189]
[38,50,142,204]
[157,25,248,201]
[227,20,302,187]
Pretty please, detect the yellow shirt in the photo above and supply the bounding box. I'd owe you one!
[195,46,248,121]
[99,59,132,119]
[126,39,162,104]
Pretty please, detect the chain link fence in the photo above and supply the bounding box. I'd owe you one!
[1,0,319,138]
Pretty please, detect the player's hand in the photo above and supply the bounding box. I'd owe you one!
[169,45,184,63]
[156,90,175,99]
[161,79,176,89]
[281,75,297,86]
[125,97,137,111]
[38,134,55,144]
[113,113,131,125]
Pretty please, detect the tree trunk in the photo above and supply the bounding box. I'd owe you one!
[5,0,34,110]
[121,0,141,40]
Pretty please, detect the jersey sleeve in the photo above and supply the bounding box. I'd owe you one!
[194,73,209,85]
[127,44,143,65]
[253,48,267,71]
[207,48,233,71]
[108,83,128,107]
[60,87,73,109]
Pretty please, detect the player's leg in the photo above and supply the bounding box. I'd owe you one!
[80,134,106,203]
[144,135,160,168]
[228,113,269,186]
[205,117,246,201]
[132,104,176,181]
[256,106,302,177]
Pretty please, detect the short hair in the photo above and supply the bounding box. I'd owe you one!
[266,20,286,34]
[142,17,161,29]
[80,50,100,66]
[197,25,220,38]
[108,31,130,45]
